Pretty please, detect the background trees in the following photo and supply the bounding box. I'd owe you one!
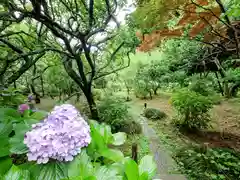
[0,0,138,119]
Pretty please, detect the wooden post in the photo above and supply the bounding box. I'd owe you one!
[131,143,138,163]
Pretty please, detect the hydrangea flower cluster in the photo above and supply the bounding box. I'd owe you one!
[18,104,30,113]
[24,104,91,164]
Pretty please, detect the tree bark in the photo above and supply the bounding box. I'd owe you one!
[214,72,224,96]
[40,75,44,97]
[85,90,99,120]
[154,88,158,95]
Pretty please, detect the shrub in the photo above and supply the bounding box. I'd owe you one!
[0,88,25,108]
[74,101,91,118]
[171,88,213,130]
[92,88,103,101]
[97,96,142,134]
[143,108,166,120]
[189,80,212,96]
[176,146,240,180]
[98,96,128,132]
[0,105,156,179]
[117,119,142,135]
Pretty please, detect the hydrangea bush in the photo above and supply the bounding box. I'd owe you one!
[0,103,156,179]
[24,104,91,164]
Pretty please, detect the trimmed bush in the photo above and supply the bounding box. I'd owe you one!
[143,108,166,120]
[117,119,142,135]
[171,88,213,130]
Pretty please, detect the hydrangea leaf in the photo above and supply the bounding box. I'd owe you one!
[94,165,122,180]
[124,158,139,180]
[100,149,124,162]
[0,123,13,137]
[138,155,156,179]
[0,156,12,176]
[0,137,10,157]
[89,123,107,151]
[139,172,149,180]
[3,164,30,180]
[112,132,126,146]
[31,162,68,180]
[28,111,48,121]
[0,108,22,123]
[68,150,93,178]
[9,123,29,154]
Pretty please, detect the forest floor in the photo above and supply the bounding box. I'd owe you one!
[130,92,240,152]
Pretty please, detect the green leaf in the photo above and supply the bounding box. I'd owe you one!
[102,124,113,144]
[94,166,121,180]
[3,165,30,180]
[138,155,156,179]
[89,123,107,151]
[9,123,30,154]
[124,158,139,180]
[139,172,149,180]
[0,156,12,176]
[28,111,47,121]
[0,123,13,137]
[23,110,30,118]
[0,108,21,119]
[100,149,124,162]
[0,137,10,157]
[31,162,68,180]
[68,150,93,178]
[112,132,126,146]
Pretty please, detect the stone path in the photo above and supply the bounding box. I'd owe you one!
[139,116,187,180]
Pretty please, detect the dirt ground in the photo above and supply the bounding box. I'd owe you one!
[131,93,240,151]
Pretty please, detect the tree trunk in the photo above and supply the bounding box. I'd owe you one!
[154,88,158,95]
[14,81,17,89]
[149,91,152,100]
[85,91,99,120]
[214,72,224,96]
[40,75,44,97]
[224,82,230,98]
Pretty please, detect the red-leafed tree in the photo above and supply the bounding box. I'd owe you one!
[133,0,240,97]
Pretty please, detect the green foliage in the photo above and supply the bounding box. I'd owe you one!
[143,108,167,121]
[98,96,128,132]
[124,155,157,180]
[188,77,214,96]
[97,95,142,134]
[117,120,142,135]
[134,61,169,98]
[0,108,156,180]
[0,88,25,108]
[92,89,103,101]
[225,68,240,83]
[176,146,240,180]
[171,88,213,130]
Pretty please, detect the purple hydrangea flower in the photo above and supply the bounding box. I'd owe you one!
[28,94,34,102]
[18,104,30,113]
[24,104,91,164]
